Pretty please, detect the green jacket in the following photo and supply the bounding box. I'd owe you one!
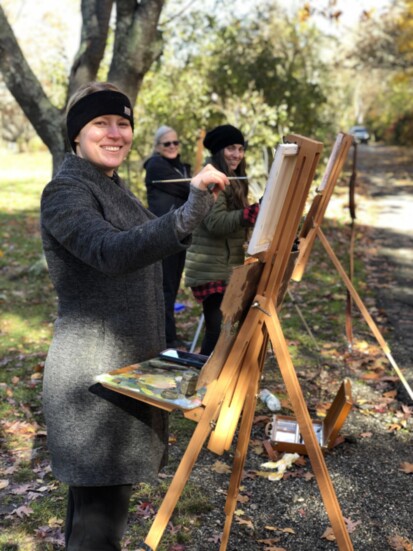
[185,188,250,287]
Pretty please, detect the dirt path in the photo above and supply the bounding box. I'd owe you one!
[356,144,413,395]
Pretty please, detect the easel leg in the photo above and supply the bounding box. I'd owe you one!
[266,301,354,551]
[316,227,413,401]
[219,333,267,549]
[220,377,260,550]
[144,403,217,549]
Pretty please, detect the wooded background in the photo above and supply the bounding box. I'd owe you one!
[0,0,412,187]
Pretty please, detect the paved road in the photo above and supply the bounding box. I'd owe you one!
[355,143,413,398]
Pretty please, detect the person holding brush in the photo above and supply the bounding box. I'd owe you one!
[185,124,260,355]
[40,82,229,551]
[144,126,192,349]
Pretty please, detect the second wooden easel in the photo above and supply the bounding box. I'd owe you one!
[291,134,413,401]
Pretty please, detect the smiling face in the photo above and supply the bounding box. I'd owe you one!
[156,130,180,160]
[74,114,133,176]
[223,144,245,171]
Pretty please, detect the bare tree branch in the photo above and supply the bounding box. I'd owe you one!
[0,0,167,174]
[0,4,64,166]
[68,0,114,98]
[109,0,165,103]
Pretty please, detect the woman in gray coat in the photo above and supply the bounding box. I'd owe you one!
[40,81,229,551]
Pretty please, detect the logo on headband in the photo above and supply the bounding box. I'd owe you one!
[124,106,131,116]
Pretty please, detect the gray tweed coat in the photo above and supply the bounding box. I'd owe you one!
[40,154,192,486]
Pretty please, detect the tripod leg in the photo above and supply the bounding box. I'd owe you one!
[317,227,413,401]
[266,300,354,551]
[220,331,267,550]
[220,371,260,550]
[144,397,219,549]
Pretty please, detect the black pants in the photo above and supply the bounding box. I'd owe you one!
[162,250,186,346]
[200,293,223,356]
[65,485,133,551]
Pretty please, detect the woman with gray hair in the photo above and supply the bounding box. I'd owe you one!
[144,125,192,348]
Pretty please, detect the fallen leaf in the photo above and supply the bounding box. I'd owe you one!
[235,517,254,530]
[253,415,270,424]
[252,443,264,455]
[387,423,402,432]
[275,527,295,534]
[344,517,361,533]
[399,462,413,474]
[212,460,232,474]
[388,534,413,550]
[256,541,286,551]
[321,526,336,541]
[0,479,9,490]
[316,402,331,417]
[268,472,283,481]
[47,517,64,527]
[401,405,412,417]
[207,532,222,544]
[167,522,182,535]
[11,483,32,495]
[360,432,373,438]
[7,505,33,519]
[361,372,381,380]
[237,494,249,504]
[383,390,397,399]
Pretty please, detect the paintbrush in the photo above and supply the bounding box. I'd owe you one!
[151,176,249,184]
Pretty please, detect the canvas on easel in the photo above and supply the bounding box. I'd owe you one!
[247,142,299,255]
[97,134,356,551]
[292,131,353,282]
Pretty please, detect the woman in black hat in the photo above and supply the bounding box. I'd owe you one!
[40,81,229,550]
[185,124,260,355]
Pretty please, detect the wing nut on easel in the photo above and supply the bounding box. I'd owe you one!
[252,300,271,316]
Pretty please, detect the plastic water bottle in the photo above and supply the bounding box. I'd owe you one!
[259,388,281,412]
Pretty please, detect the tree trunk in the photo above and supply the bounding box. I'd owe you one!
[0,0,166,175]
[109,0,164,103]
[68,0,114,99]
[0,4,65,172]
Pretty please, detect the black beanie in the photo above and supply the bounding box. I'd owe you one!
[203,124,245,154]
[66,90,134,152]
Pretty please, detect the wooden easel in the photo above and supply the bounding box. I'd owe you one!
[101,134,355,550]
[291,134,413,401]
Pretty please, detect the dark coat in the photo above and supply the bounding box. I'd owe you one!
[184,188,248,287]
[40,154,192,486]
[144,154,190,217]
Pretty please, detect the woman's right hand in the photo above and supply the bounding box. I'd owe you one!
[190,164,229,199]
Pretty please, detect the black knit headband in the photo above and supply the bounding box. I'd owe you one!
[66,90,134,152]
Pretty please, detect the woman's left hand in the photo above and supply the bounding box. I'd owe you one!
[190,164,229,199]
